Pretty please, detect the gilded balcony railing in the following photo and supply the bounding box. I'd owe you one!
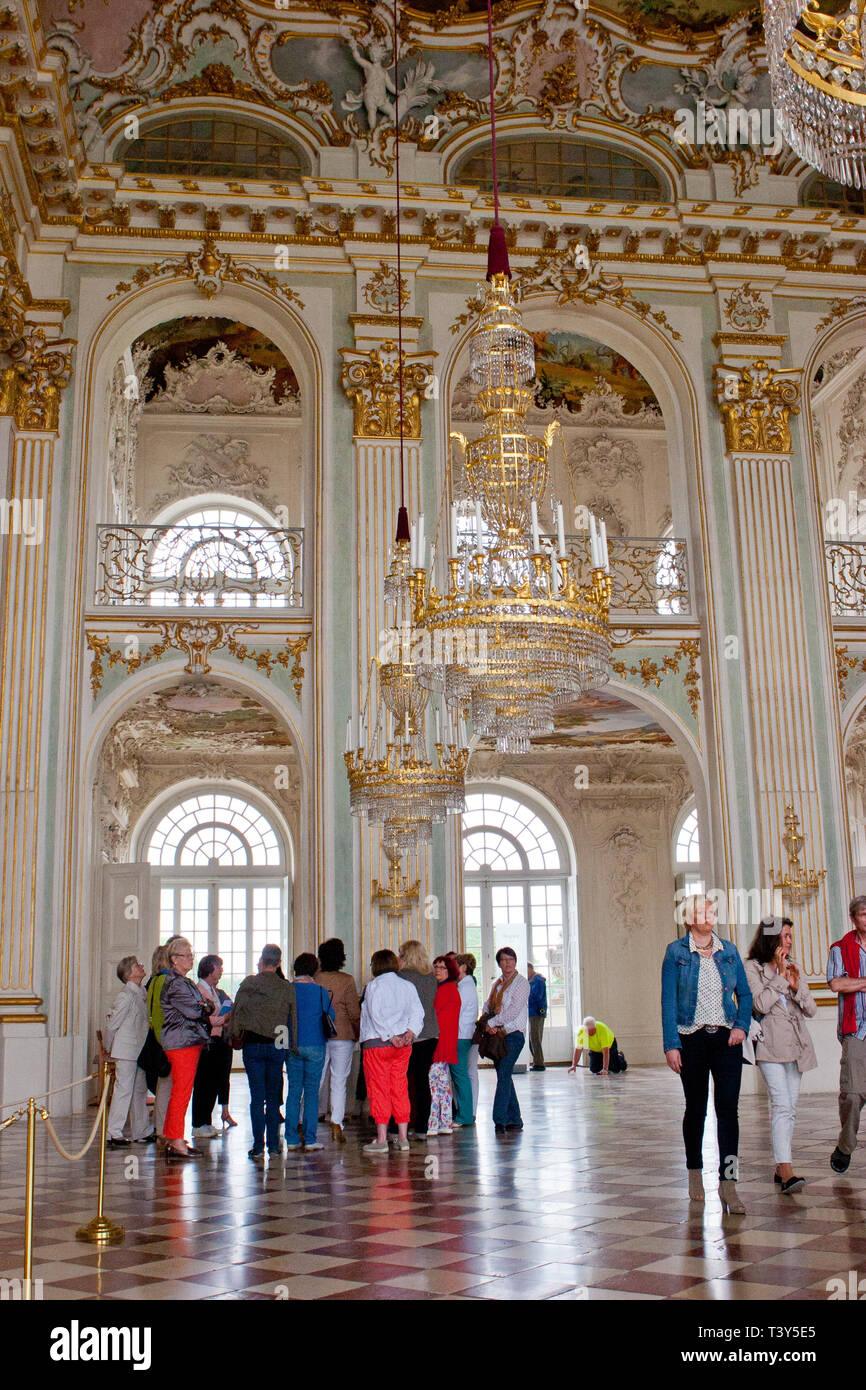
[451,530,690,616]
[826,541,866,617]
[567,534,690,616]
[94,523,304,608]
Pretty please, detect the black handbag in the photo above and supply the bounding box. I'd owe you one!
[137,1028,170,1089]
[321,988,337,1040]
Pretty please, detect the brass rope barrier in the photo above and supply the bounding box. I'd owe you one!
[0,1059,125,1298]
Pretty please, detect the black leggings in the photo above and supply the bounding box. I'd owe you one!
[407,1038,437,1134]
[679,1027,743,1180]
[192,1039,233,1127]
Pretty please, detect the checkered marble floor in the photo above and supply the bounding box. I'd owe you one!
[2,1066,865,1301]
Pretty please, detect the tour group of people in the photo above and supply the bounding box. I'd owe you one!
[104,937,548,1160]
[104,892,866,1205]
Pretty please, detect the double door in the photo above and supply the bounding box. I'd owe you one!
[463,874,573,1062]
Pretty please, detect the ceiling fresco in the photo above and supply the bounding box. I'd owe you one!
[532,332,661,415]
[134,318,299,404]
[478,688,673,749]
[105,681,294,758]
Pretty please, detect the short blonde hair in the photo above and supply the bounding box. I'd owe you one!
[682,894,714,929]
[165,935,192,964]
[399,939,432,974]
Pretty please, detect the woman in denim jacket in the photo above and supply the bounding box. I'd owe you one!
[661,894,752,1213]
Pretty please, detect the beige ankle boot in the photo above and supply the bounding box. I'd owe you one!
[687,1169,704,1201]
[719,1180,746,1214]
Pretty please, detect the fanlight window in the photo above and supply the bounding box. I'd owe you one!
[802,175,866,216]
[454,138,665,202]
[122,118,306,181]
[462,793,561,871]
[149,507,294,608]
[675,808,700,865]
[147,793,282,867]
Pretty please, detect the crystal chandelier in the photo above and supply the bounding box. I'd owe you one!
[764,0,866,187]
[344,0,466,855]
[407,0,613,755]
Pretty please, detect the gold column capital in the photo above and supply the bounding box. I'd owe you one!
[339,341,436,440]
[713,359,801,454]
[0,256,75,432]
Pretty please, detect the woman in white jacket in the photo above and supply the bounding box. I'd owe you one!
[105,957,154,1148]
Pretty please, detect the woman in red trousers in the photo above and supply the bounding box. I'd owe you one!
[160,936,211,1161]
[428,955,461,1137]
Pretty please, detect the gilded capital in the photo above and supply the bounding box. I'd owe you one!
[339,341,436,439]
[0,256,74,432]
[713,359,800,454]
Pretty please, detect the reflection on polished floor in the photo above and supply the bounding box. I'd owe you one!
[1,1067,865,1301]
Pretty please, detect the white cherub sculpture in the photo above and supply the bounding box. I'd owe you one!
[341,23,445,131]
[341,24,396,130]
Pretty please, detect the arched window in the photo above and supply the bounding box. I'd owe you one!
[673,801,703,920]
[453,137,665,202]
[801,175,866,216]
[146,505,300,608]
[145,790,289,999]
[462,789,575,1059]
[122,117,307,181]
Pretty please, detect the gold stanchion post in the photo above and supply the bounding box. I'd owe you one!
[76,1059,125,1246]
[23,1096,36,1300]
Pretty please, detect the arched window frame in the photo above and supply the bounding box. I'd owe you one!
[143,496,299,610]
[462,787,575,1045]
[800,172,866,216]
[138,785,291,998]
[117,113,309,183]
[451,134,669,203]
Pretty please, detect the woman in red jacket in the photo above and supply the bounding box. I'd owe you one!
[428,955,461,1136]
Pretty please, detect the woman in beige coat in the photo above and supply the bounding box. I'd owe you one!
[745,915,817,1194]
[315,937,361,1143]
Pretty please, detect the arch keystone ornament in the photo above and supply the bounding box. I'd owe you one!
[109,238,305,310]
[713,360,801,453]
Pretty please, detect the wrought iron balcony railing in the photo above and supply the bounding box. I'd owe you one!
[451,532,691,616]
[568,534,690,616]
[94,523,304,608]
[826,540,866,617]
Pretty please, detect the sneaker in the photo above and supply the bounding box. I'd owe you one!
[305,1142,323,1151]
[363,1139,389,1155]
[394,1139,411,1152]
[192,1125,219,1138]
[285,1142,302,1151]
[268,1147,283,1157]
[831,1146,851,1173]
[426,1128,439,1138]
[412,1131,427,1141]
[248,1148,265,1162]
[438,1128,453,1135]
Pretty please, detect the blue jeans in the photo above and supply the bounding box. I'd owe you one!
[492,1031,524,1127]
[285,1045,326,1145]
[243,1042,284,1152]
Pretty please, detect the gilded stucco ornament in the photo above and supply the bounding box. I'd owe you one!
[836,644,866,700]
[610,639,701,719]
[723,283,771,333]
[109,238,305,309]
[0,256,74,432]
[452,242,682,343]
[86,623,310,701]
[339,342,436,439]
[713,360,801,453]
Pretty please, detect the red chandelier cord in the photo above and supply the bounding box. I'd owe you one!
[393,0,410,544]
[485,0,510,279]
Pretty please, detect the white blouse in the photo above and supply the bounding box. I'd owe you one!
[457,975,479,1040]
[360,971,425,1044]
